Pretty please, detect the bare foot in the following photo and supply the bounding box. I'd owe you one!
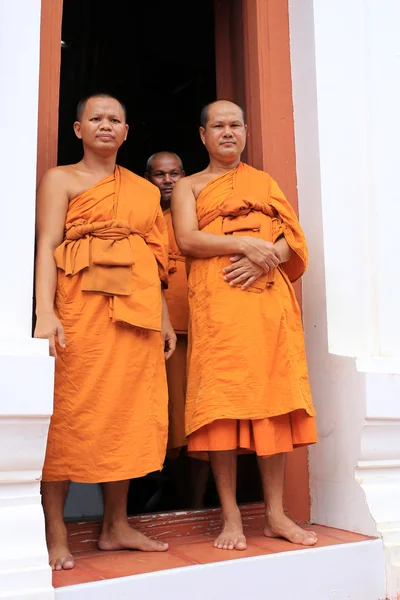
[214,515,247,551]
[98,521,168,552]
[46,523,75,571]
[264,512,318,546]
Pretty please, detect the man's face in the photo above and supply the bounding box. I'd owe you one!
[73,97,128,153]
[200,102,247,161]
[146,154,184,203]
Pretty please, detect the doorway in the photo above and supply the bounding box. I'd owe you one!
[57,0,264,519]
[58,0,216,175]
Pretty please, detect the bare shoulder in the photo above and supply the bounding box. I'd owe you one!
[174,169,213,200]
[38,165,76,195]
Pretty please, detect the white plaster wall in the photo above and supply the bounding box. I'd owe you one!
[289,0,400,596]
[288,0,376,535]
[0,0,43,340]
[0,1,55,598]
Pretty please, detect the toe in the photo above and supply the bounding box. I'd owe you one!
[303,536,318,546]
[62,558,75,570]
[157,542,168,552]
[236,539,247,551]
[54,559,62,571]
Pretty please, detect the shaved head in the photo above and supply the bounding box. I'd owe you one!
[76,93,127,122]
[144,151,185,207]
[200,100,246,128]
[146,151,184,175]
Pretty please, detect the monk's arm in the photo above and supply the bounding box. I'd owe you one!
[161,289,176,360]
[34,169,69,355]
[274,236,293,263]
[171,178,280,271]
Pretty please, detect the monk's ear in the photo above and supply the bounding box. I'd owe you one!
[73,121,82,139]
[199,126,206,146]
[124,124,129,141]
[144,172,149,181]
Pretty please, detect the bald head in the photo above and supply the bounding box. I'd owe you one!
[76,93,127,122]
[146,152,183,175]
[145,151,185,208]
[200,100,246,129]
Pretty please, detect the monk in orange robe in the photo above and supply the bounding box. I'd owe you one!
[34,94,176,571]
[172,100,317,550]
[145,152,210,508]
[144,152,188,450]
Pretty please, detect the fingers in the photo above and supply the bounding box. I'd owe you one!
[223,258,246,275]
[224,266,247,281]
[229,254,243,263]
[241,276,257,290]
[228,272,253,287]
[49,334,57,359]
[56,324,66,349]
[165,335,177,360]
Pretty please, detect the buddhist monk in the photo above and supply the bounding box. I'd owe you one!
[144,152,187,452]
[144,152,209,508]
[171,100,318,550]
[34,93,176,571]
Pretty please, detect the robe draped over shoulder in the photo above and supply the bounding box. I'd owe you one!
[185,162,316,453]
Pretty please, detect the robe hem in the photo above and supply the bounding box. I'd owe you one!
[187,439,317,457]
[186,407,316,437]
[41,461,165,484]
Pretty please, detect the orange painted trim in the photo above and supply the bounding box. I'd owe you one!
[36,0,63,185]
[242,0,299,213]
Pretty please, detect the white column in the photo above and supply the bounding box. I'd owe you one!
[0,1,54,598]
[289,0,400,598]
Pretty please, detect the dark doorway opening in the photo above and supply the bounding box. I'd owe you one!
[58,0,216,175]
[58,0,263,520]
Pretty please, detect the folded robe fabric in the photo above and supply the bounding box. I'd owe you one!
[42,166,169,483]
[185,162,316,451]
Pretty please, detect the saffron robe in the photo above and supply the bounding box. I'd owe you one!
[163,209,188,450]
[42,166,169,482]
[186,162,317,456]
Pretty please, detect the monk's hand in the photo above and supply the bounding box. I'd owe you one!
[240,237,281,272]
[162,319,177,360]
[34,312,66,359]
[223,255,265,290]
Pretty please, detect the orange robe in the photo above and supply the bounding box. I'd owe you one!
[163,209,189,450]
[186,162,317,456]
[42,166,169,483]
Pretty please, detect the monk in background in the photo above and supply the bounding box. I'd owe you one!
[171,100,318,550]
[145,152,209,508]
[34,93,176,570]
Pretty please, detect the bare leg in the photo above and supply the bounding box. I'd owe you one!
[41,480,74,570]
[257,453,317,546]
[209,450,247,550]
[98,480,168,552]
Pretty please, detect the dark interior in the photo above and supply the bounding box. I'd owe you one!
[58,0,217,175]
[59,0,263,515]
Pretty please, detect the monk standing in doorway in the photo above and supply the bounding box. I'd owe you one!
[145,152,188,453]
[34,94,176,570]
[171,100,318,550]
[145,152,209,508]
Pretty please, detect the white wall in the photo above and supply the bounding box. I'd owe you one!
[0,1,55,598]
[289,0,400,597]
